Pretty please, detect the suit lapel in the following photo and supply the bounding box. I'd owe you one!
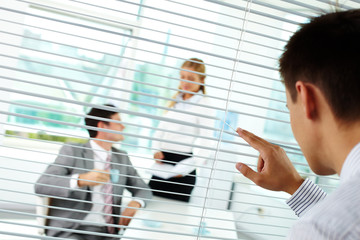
[83,142,94,170]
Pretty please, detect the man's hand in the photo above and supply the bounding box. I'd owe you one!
[119,201,141,227]
[78,169,110,187]
[235,128,304,195]
[154,151,164,164]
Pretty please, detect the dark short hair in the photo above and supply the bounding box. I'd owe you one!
[280,10,360,122]
[85,104,118,138]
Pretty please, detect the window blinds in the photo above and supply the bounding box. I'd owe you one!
[0,0,358,239]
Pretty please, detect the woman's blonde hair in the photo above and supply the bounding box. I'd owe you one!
[168,58,206,108]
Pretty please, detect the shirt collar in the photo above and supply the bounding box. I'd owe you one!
[176,90,203,103]
[90,140,111,161]
[340,142,360,183]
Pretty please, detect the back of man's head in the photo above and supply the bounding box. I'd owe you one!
[280,10,360,122]
[85,104,118,138]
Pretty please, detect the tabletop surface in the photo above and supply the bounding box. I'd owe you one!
[121,196,238,240]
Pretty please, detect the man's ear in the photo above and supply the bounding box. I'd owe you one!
[96,121,108,137]
[97,121,106,129]
[295,81,317,119]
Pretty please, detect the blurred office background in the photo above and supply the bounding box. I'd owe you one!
[1,0,358,239]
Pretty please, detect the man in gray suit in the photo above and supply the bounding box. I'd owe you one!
[35,104,152,239]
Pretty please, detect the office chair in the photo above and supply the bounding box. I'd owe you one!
[36,196,50,235]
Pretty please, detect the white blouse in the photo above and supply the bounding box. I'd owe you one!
[151,92,216,176]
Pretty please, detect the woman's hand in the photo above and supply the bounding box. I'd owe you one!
[154,151,164,164]
[119,201,141,227]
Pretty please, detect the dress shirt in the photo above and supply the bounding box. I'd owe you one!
[81,141,110,224]
[71,141,144,226]
[152,91,216,175]
[286,142,360,239]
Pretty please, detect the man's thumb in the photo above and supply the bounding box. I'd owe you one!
[236,162,256,181]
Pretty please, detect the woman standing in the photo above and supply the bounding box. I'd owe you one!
[149,58,215,202]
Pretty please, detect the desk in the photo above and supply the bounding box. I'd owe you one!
[122,196,238,240]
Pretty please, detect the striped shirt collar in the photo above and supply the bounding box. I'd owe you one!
[340,142,360,183]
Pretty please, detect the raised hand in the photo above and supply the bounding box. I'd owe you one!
[119,200,141,226]
[235,128,304,195]
[154,151,165,164]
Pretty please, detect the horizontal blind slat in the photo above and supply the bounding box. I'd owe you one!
[0,5,283,66]
[2,114,301,151]
[0,41,286,94]
[37,0,285,61]
[205,0,306,24]
[0,148,338,201]
[0,70,288,114]
[1,125,311,171]
[0,229,68,240]
[1,1,350,239]
[0,194,293,233]
[0,87,289,125]
[0,16,286,86]
[0,199,292,231]
[2,135,328,183]
[0,187,299,222]
[0,217,123,239]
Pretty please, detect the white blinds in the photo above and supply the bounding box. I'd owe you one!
[0,0,359,239]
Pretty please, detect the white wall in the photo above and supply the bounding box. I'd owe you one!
[0,137,60,210]
[0,1,28,145]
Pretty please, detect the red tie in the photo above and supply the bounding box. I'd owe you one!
[102,154,115,234]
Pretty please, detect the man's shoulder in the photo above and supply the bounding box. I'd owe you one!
[60,142,89,153]
[314,178,360,211]
[111,147,128,160]
[294,184,360,238]
[300,179,360,233]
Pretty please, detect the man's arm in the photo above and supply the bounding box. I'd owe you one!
[119,200,142,226]
[77,169,110,187]
[286,178,327,217]
[35,144,82,198]
[35,144,110,198]
[122,152,153,203]
[117,152,152,226]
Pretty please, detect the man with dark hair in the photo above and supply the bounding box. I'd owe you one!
[35,104,152,239]
[85,104,119,138]
[235,10,360,239]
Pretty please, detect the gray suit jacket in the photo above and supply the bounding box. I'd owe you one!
[34,142,152,237]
